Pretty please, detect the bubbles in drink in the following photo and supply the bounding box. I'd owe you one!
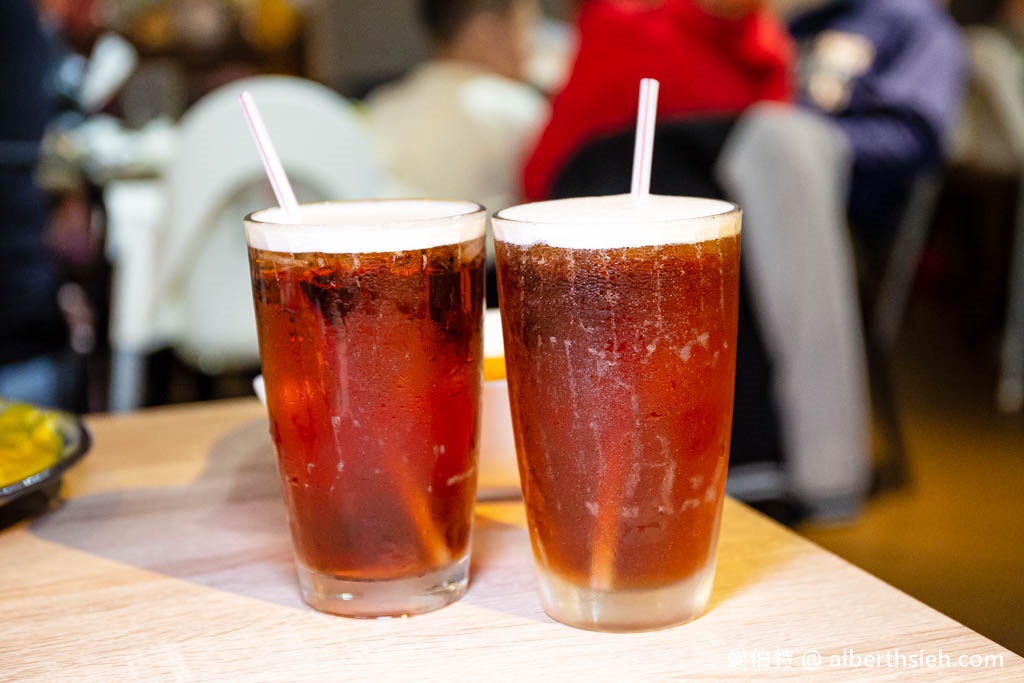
[495,223,740,594]
[250,238,485,580]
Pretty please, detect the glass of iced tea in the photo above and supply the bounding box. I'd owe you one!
[493,194,741,632]
[245,200,486,618]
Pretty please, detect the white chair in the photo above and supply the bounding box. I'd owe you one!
[109,75,394,411]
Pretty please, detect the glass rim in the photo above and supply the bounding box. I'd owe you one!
[492,195,741,226]
[244,198,487,228]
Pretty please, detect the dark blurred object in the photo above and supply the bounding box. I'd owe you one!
[929,165,1024,414]
[112,0,307,105]
[948,0,1008,26]
[5,3,140,413]
[0,484,60,531]
[550,116,735,200]
[856,175,944,492]
[37,0,104,53]
[941,1,1024,412]
[0,0,75,410]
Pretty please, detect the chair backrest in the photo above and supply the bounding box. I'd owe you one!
[152,75,392,371]
[549,117,786,485]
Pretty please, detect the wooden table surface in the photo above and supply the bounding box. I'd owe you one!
[1,399,1020,681]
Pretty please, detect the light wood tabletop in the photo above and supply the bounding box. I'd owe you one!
[1,398,1020,680]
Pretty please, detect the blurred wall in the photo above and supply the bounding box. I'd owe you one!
[304,0,428,96]
[304,0,569,97]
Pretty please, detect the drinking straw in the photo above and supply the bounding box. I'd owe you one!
[239,91,301,219]
[238,91,450,566]
[591,78,662,591]
[630,78,660,197]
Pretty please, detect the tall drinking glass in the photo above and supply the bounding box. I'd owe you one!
[246,200,486,617]
[493,194,741,631]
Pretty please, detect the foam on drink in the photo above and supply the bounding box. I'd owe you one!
[493,194,739,249]
[246,200,485,253]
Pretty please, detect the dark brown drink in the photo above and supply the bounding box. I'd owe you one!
[494,194,741,631]
[246,201,485,617]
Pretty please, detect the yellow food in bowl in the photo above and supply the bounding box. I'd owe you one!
[0,402,63,487]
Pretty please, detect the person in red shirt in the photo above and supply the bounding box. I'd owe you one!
[522,0,793,201]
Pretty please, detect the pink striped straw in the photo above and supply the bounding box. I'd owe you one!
[239,90,300,219]
[630,78,660,196]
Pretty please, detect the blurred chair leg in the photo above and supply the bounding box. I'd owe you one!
[997,176,1024,413]
[55,283,96,413]
[105,180,165,414]
[863,329,911,491]
[873,176,943,351]
[110,350,145,413]
[865,175,942,491]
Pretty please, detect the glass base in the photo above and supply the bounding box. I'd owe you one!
[535,559,717,632]
[296,553,469,618]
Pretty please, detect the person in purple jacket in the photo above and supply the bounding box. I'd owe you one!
[714,0,966,519]
[789,0,968,247]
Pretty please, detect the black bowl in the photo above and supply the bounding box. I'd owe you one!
[0,410,92,509]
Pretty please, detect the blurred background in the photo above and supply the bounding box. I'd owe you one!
[0,0,1021,655]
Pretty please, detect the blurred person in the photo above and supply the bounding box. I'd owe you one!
[364,0,549,215]
[522,0,793,202]
[0,0,75,408]
[715,0,966,517]
[786,0,968,249]
[718,101,871,518]
[521,0,826,516]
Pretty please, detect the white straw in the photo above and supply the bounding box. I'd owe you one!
[239,90,300,218]
[595,78,659,589]
[630,78,660,197]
